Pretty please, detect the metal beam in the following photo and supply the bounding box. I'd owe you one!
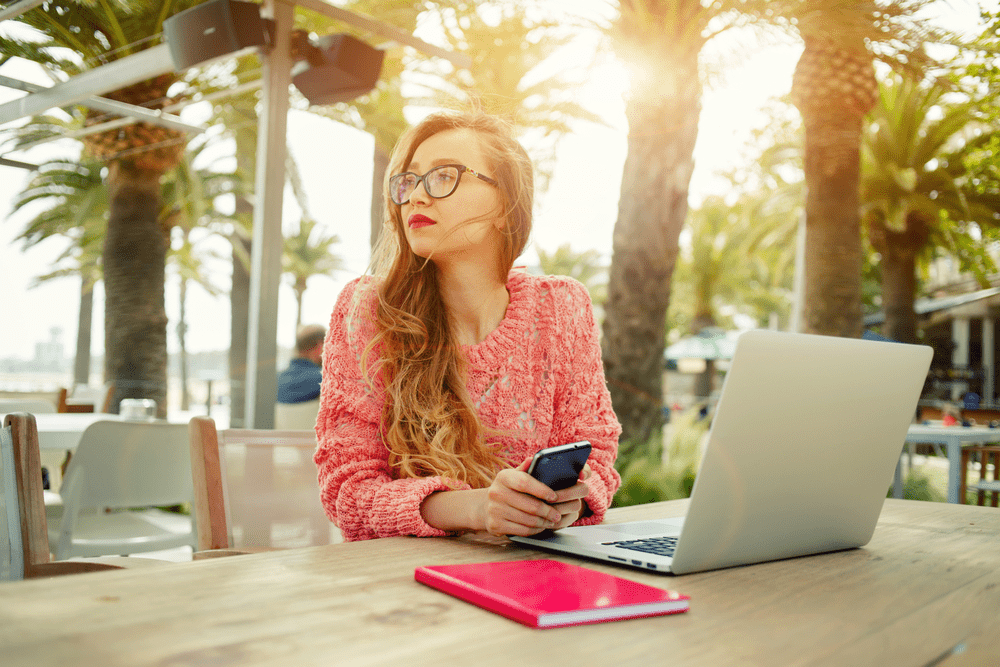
[0,43,176,124]
[295,0,472,70]
[0,0,44,22]
[244,0,293,429]
[0,155,37,170]
[8,78,263,156]
[0,74,203,134]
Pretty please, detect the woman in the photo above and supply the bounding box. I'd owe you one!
[314,111,621,541]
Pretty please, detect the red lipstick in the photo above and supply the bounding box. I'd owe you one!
[408,214,436,229]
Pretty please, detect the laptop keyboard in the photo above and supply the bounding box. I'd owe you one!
[602,536,678,557]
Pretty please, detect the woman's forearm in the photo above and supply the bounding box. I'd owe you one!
[420,488,488,533]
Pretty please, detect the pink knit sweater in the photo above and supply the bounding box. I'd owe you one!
[313,270,622,541]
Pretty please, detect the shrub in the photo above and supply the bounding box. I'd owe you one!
[613,407,707,507]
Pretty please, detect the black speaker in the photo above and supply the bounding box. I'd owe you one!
[163,0,271,70]
[291,34,384,106]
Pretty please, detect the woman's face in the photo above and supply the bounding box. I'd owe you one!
[398,128,503,266]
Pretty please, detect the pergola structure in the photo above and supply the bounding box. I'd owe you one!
[0,0,470,427]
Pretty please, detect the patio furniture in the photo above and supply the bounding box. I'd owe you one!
[188,416,338,558]
[48,419,196,560]
[58,383,115,414]
[1,499,997,665]
[1,413,162,580]
[274,398,320,430]
[959,444,1000,506]
[0,398,56,416]
[900,424,1000,502]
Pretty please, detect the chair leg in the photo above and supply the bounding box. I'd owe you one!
[960,449,970,505]
[990,452,999,508]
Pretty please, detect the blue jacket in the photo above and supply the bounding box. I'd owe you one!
[277,358,322,404]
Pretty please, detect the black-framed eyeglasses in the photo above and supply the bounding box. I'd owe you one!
[389,164,498,205]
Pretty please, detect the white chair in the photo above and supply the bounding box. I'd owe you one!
[48,419,196,560]
[274,399,320,430]
[2,413,163,580]
[188,416,339,558]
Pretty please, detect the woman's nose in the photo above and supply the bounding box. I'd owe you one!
[408,178,431,205]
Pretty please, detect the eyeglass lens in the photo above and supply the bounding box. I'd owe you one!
[391,166,461,204]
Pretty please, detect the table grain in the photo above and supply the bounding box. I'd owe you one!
[1,499,997,667]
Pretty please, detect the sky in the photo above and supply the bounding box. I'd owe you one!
[0,1,987,362]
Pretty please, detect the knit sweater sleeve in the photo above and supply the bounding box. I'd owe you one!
[548,279,622,525]
[313,279,471,541]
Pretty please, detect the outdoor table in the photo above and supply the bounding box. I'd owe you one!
[31,413,125,452]
[901,424,1000,503]
[1,499,996,666]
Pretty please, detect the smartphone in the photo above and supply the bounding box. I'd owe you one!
[526,441,592,491]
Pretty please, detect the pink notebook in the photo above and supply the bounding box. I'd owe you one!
[414,559,690,629]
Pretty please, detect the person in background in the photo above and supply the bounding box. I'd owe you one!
[277,325,326,405]
[314,111,621,542]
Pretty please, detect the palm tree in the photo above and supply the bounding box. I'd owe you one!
[1,1,203,416]
[282,217,343,335]
[296,0,418,249]
[161,140,243,410]
[9,158,107,386]
[861,73,1000,344]
[412,1,606,183]
[668,194,796,396]
[600,0,769,444]
[786,0,946,338]
[536,244,608,307]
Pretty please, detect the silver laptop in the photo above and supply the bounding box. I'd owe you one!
[511,330,933,575]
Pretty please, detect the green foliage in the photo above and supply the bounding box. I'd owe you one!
[613,407,707,507]
[536,244,607,306]
[886,468,946,503]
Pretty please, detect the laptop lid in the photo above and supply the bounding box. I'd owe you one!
[512,330,932,575]
[668,329,932,573]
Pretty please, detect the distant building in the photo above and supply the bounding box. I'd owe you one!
[34,327,65,372]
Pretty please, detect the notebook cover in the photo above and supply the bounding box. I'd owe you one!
[414,559,689,629]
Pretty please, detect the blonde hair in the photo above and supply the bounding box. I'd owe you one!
[362,111,533,488]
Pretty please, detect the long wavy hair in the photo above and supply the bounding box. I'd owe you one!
[361,111,534,488]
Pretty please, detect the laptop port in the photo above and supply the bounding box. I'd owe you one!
[608,556,626,562]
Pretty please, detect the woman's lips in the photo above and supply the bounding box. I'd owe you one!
[408,214,436,229]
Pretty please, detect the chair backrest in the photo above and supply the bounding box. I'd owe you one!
[1,421,26,580]
[65,383,116,413]
[188,416,336,552]
[2,413,151,576]
[62,420,193,510]
[274,399,320,430]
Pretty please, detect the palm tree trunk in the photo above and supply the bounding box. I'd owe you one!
[800,111,865,338]
[229,221,251,428]
[880,242,919,344]
[602,56,701,446]
[103,162,168,417]
[179,273,190,411]
[73,277,93,386]
[870,215,927,345]
[792,37,877,339]
[370,145,389,249]
[295,284,305,334]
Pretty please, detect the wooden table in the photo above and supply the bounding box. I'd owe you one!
[903,424,1000,503]
[1,499,997,666]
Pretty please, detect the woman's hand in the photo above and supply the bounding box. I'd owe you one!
[421,462,591,537]
[549,463,592,530]
[480,461,590,537]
